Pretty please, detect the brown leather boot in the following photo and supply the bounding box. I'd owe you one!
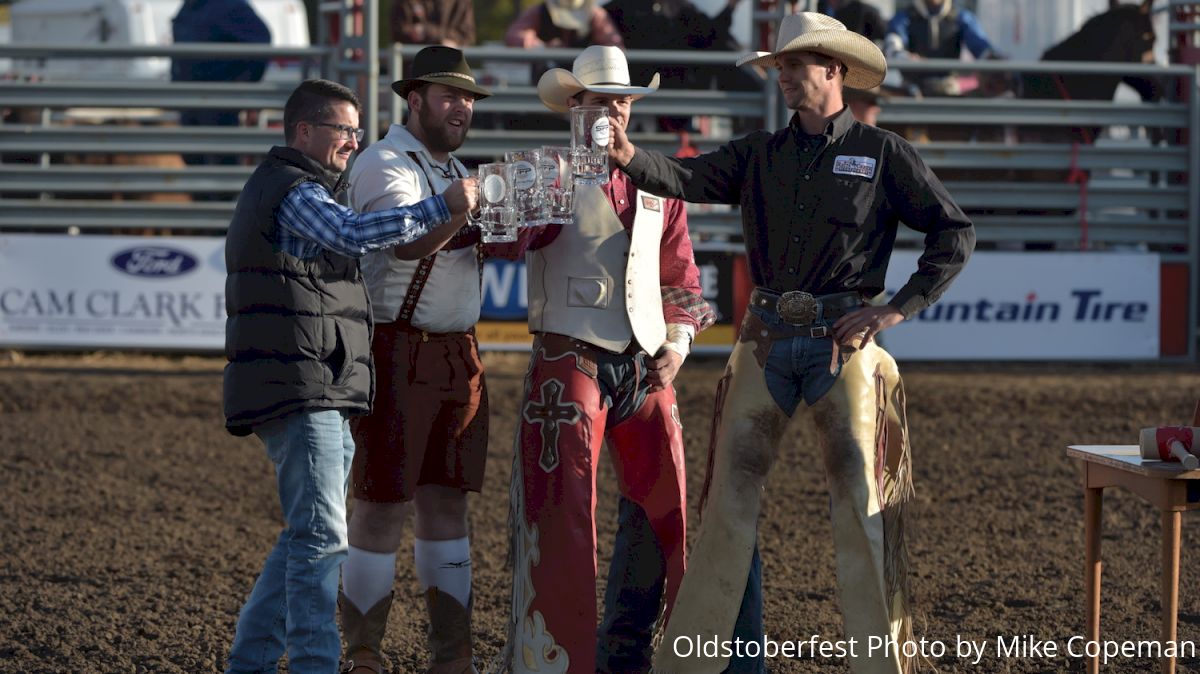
[339,591,393,674]
[424,588,478,674]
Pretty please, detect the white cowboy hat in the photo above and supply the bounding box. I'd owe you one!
[736,12,887,90]
[537,45,660,114]
[545,0,594,33]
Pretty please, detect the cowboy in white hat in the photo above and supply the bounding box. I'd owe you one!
[493,44,715,674]
[609,12,975,674]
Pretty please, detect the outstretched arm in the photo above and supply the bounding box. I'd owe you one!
[610,117,746,205]
[276,178,476,259]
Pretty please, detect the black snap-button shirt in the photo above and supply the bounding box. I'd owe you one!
[621,106,976,318]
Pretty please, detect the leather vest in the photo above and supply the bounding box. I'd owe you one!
[526,184,666,354]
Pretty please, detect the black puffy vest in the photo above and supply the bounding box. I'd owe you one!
[223,146,374,436]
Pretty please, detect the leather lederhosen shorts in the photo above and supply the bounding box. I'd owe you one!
[350,320,488,503]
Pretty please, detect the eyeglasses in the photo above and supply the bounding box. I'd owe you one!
[313,122,366,142]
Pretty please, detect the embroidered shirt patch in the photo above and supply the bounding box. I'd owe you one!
[832,155,877,179]
[641,195,661,212]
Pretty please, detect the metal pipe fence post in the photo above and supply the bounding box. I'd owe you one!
[391,43,403,127]
[765,68,779,131]
[364,0,379,146]
[1189,66,1199,361]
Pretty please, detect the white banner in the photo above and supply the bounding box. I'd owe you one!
[0,238,1163,359]
[0,235,227,350]
[882,251,1160,360]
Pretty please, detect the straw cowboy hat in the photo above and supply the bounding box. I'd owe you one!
[545,0,595,33]
[736,12,887,90]
[391,45,491,100]
[537,45,660,114]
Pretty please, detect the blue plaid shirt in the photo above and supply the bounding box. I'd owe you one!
[274,180,449,259]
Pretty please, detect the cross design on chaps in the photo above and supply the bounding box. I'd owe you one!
[523,379,581,473]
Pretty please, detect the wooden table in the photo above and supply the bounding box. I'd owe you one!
[1068,445,1200,674]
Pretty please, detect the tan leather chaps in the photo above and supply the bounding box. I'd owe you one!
[651,337,914,674]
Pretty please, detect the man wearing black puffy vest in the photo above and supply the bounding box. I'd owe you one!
[221,78,477,674]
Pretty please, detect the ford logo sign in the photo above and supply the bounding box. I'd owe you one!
[111,247,198,278]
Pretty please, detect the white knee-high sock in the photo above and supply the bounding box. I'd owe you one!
[414,537,471,607]
[341,546,396,613]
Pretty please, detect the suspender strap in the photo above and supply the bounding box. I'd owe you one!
[395,151,444,326]
[395,151,481,326]
[397,254,437,325]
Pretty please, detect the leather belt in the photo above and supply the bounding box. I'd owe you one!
[385,320,476,343]
[539,332,641,358]
[750,288,862,337]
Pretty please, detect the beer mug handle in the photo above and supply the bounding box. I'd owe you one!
[465,181,482,225]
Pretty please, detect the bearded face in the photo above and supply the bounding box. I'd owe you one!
[413,83,474,154]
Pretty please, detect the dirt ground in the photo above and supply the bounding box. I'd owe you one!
[2,350,1200,673]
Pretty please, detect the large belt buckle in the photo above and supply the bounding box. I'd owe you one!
[777,290,819,325]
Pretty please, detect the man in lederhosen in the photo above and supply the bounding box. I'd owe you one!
[338,46,491,674]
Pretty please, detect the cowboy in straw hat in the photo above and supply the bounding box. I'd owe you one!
[339,45,491,674]
[492,43,715,674]
[608,12,975,674]
[536,44,659,113]
[737,10,886,90]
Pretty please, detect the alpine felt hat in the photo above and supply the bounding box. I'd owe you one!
[392,45,491,100]
[536,45,659,114]
[736,12,887,90]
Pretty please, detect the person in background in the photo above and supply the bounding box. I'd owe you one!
[845,84,887,126]
[818,0,886,42]
[221,78,477,674]
[171,0,271,166]
[505,0,623,50]
[338,47,493,674]
[604,0,754,140]
[884,0,1002,96]
[390,0,475,49]
[605,0,749,92]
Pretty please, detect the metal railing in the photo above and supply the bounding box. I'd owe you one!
[0,43,1197,356]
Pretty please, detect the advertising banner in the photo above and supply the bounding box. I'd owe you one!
[0,235,227,350]
[0,236,1161,360]
[881,251,1160,360]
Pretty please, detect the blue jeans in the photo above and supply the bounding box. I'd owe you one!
[756,306,843,416]
[597,496,661,673]
[226,409,355,674]
[724,307,844,673]
[596,499,764,674]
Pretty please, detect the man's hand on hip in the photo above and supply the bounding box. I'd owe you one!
[646,349,683,393]
[832,305,905,347]
[608,117,636,167]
